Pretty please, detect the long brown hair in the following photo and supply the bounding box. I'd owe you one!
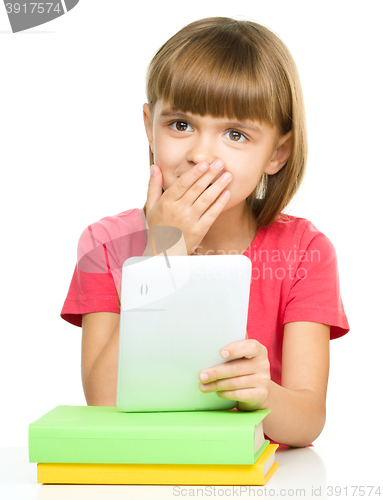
[144,17,308,227]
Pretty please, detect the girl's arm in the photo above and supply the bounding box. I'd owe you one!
[260,321,329,447]
[81,312,120,406]
[198,321,330,448]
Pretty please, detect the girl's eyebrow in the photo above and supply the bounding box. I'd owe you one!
[160,110,190,120]
[160,109,264,134]
[224,121,264,134]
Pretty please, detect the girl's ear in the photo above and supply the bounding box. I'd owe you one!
[143,103,154,150]
[264,130,293,175]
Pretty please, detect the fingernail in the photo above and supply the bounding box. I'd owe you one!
[200,373,208,381]
[221,350,230,359]
[151,165,156,176]
[215,160,224,170]
[200,384,209,391]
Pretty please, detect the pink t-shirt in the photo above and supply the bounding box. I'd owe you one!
[61,208,349,446]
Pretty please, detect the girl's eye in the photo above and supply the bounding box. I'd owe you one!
[224,130,247,142]
[171,121,193,132]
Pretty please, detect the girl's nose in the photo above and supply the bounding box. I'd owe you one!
[186,141,216,166]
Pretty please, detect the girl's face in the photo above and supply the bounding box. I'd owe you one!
[143,100,292,211]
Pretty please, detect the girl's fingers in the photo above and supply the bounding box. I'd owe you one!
[146,164,163,214]
[221,339,265,361]
[199,355,267,384]
[167,160,231,208]
[164,161,209,202]
[145,159,233,255]
[200,374,258,393]
[198,340,269,384]
[201,378,269,409]
[147,160,232,221]
[198,186,231,226]
[216,387,268,409]
[193,169,232,208]
[180,159,225,203]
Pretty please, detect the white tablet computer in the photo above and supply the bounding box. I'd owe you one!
[116,254,252,412]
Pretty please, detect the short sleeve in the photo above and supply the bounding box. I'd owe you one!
[60,225,120,327]
[283,222,349,339]
[60,266,120,327]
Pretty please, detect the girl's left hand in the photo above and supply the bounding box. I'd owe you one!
[198,334,271,411]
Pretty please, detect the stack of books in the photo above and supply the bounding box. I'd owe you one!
[29,406,279,485]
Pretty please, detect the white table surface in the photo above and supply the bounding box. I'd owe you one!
[0,446,381,500]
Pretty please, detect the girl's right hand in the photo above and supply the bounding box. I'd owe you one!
[144,160,233,256]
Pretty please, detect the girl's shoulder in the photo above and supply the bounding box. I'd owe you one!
[273,213,322,233]
[77,208,146,245]
[257,213,335,254]
[75,208,147,266]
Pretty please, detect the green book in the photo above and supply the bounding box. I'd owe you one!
[29,406,270,465]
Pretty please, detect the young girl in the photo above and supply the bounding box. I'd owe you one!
[61,17,349,448]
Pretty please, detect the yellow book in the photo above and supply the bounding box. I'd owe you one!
[37,444,278,486]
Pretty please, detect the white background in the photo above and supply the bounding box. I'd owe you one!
[0,0,382,457]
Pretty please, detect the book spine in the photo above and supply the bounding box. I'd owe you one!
[30,435,257,465]
[38,462,279,486]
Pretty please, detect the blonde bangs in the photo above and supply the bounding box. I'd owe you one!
[147,20,292,134]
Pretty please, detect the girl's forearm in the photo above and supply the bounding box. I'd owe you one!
[238,381,326,448]
[84,325,120,407]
